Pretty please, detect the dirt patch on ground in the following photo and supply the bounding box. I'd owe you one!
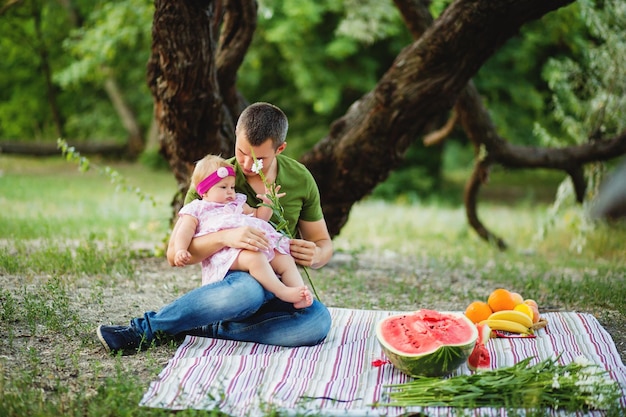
[1,253,625,406]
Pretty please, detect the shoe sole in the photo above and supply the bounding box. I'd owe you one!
[96,325,112,353]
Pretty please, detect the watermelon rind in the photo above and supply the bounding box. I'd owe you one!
[375,310,478,377]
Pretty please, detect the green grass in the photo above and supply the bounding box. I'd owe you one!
[0,155,174,242]
[1,154,625,416]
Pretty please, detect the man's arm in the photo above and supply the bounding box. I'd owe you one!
[290,219,333,269]
[168,224,272,265]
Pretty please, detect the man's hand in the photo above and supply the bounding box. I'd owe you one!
[289,238,318,267]
[222,226,270,252]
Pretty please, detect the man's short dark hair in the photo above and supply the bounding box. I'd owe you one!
[236,102,289,149]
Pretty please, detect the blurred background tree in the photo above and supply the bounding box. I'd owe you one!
[1,0,623,204]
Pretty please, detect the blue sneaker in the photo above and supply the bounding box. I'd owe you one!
[97,324,147,355]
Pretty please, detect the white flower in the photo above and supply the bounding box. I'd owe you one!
[251,159,263,174]
[574,356,592,366]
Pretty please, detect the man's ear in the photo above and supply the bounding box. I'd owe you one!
[275,142,287,155]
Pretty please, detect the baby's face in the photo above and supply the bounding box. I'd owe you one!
[204,176,236,204]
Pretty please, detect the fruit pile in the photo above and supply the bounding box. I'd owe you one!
[464,288,544,336]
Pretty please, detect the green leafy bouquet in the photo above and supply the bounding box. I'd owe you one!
[378,355,622,412]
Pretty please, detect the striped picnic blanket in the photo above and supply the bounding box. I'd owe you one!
[140,308,626,416]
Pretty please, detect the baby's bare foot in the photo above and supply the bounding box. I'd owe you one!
[277,286,312,308]
[293,286,313,309]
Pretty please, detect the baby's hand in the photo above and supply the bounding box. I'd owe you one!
[174,249,191,266]
[257,185,286,205]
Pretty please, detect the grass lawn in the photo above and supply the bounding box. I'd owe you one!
[1,154,625,416]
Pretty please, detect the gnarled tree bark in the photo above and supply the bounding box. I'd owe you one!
[147,0,255,215]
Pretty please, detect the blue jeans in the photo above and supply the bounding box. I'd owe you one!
[131,270,331,347]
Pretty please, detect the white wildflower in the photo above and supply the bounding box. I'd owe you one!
[574,356,592,366]
[251,159,263,174]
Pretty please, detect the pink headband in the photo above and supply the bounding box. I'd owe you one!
[196,166,235,195]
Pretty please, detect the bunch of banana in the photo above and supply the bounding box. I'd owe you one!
[479,310,533,335]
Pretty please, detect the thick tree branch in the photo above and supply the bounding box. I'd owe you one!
[456,84,626,247]
[303,0,574,237]
[392,0,626,248]
[465,156,508,250]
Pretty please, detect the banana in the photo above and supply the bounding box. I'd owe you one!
[479,319,532,335]
[488,310,533,329]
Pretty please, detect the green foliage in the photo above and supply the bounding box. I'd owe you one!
[55,0,154,141]
[2,0,624,208]
[240,0,411,155]
[0,0,76,139]
[473,4,589,145]
[138,149,171,171]
[533,0,626,252]
[55,0,153,86]
[0,0,153,142]
[371,142,444,202]
[539,0,626,144]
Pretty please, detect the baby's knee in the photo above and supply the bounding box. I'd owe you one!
[239,249,268,267]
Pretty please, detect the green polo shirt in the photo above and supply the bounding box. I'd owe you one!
[184,155,323,238]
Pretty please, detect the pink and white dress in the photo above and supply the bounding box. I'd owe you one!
[179,193,291,285]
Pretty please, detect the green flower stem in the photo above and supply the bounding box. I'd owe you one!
[249,151,320,301]
[57,139,157,207]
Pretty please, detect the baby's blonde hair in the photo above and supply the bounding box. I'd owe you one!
[191,155,234,189]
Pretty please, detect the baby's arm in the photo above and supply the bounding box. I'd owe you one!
[172,214,198,266]
[242,202,273,221]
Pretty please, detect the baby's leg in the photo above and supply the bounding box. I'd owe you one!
[232,250,311,308]
[270,253,312,309]
[270,253,303,287]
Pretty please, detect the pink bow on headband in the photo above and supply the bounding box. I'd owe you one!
[196,166,235,195]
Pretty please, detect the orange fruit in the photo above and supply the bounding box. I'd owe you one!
[510,292,524,306]
[524,299,540,323]
[464,301,493,324]
[487,288,518,312]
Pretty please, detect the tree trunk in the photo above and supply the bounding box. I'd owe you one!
[147,0,255,214]
[32,4,65,139]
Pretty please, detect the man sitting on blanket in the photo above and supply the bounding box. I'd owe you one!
[97,102,333,354]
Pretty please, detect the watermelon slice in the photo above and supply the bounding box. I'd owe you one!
[468,322,491,371]
[375,309,478,377]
